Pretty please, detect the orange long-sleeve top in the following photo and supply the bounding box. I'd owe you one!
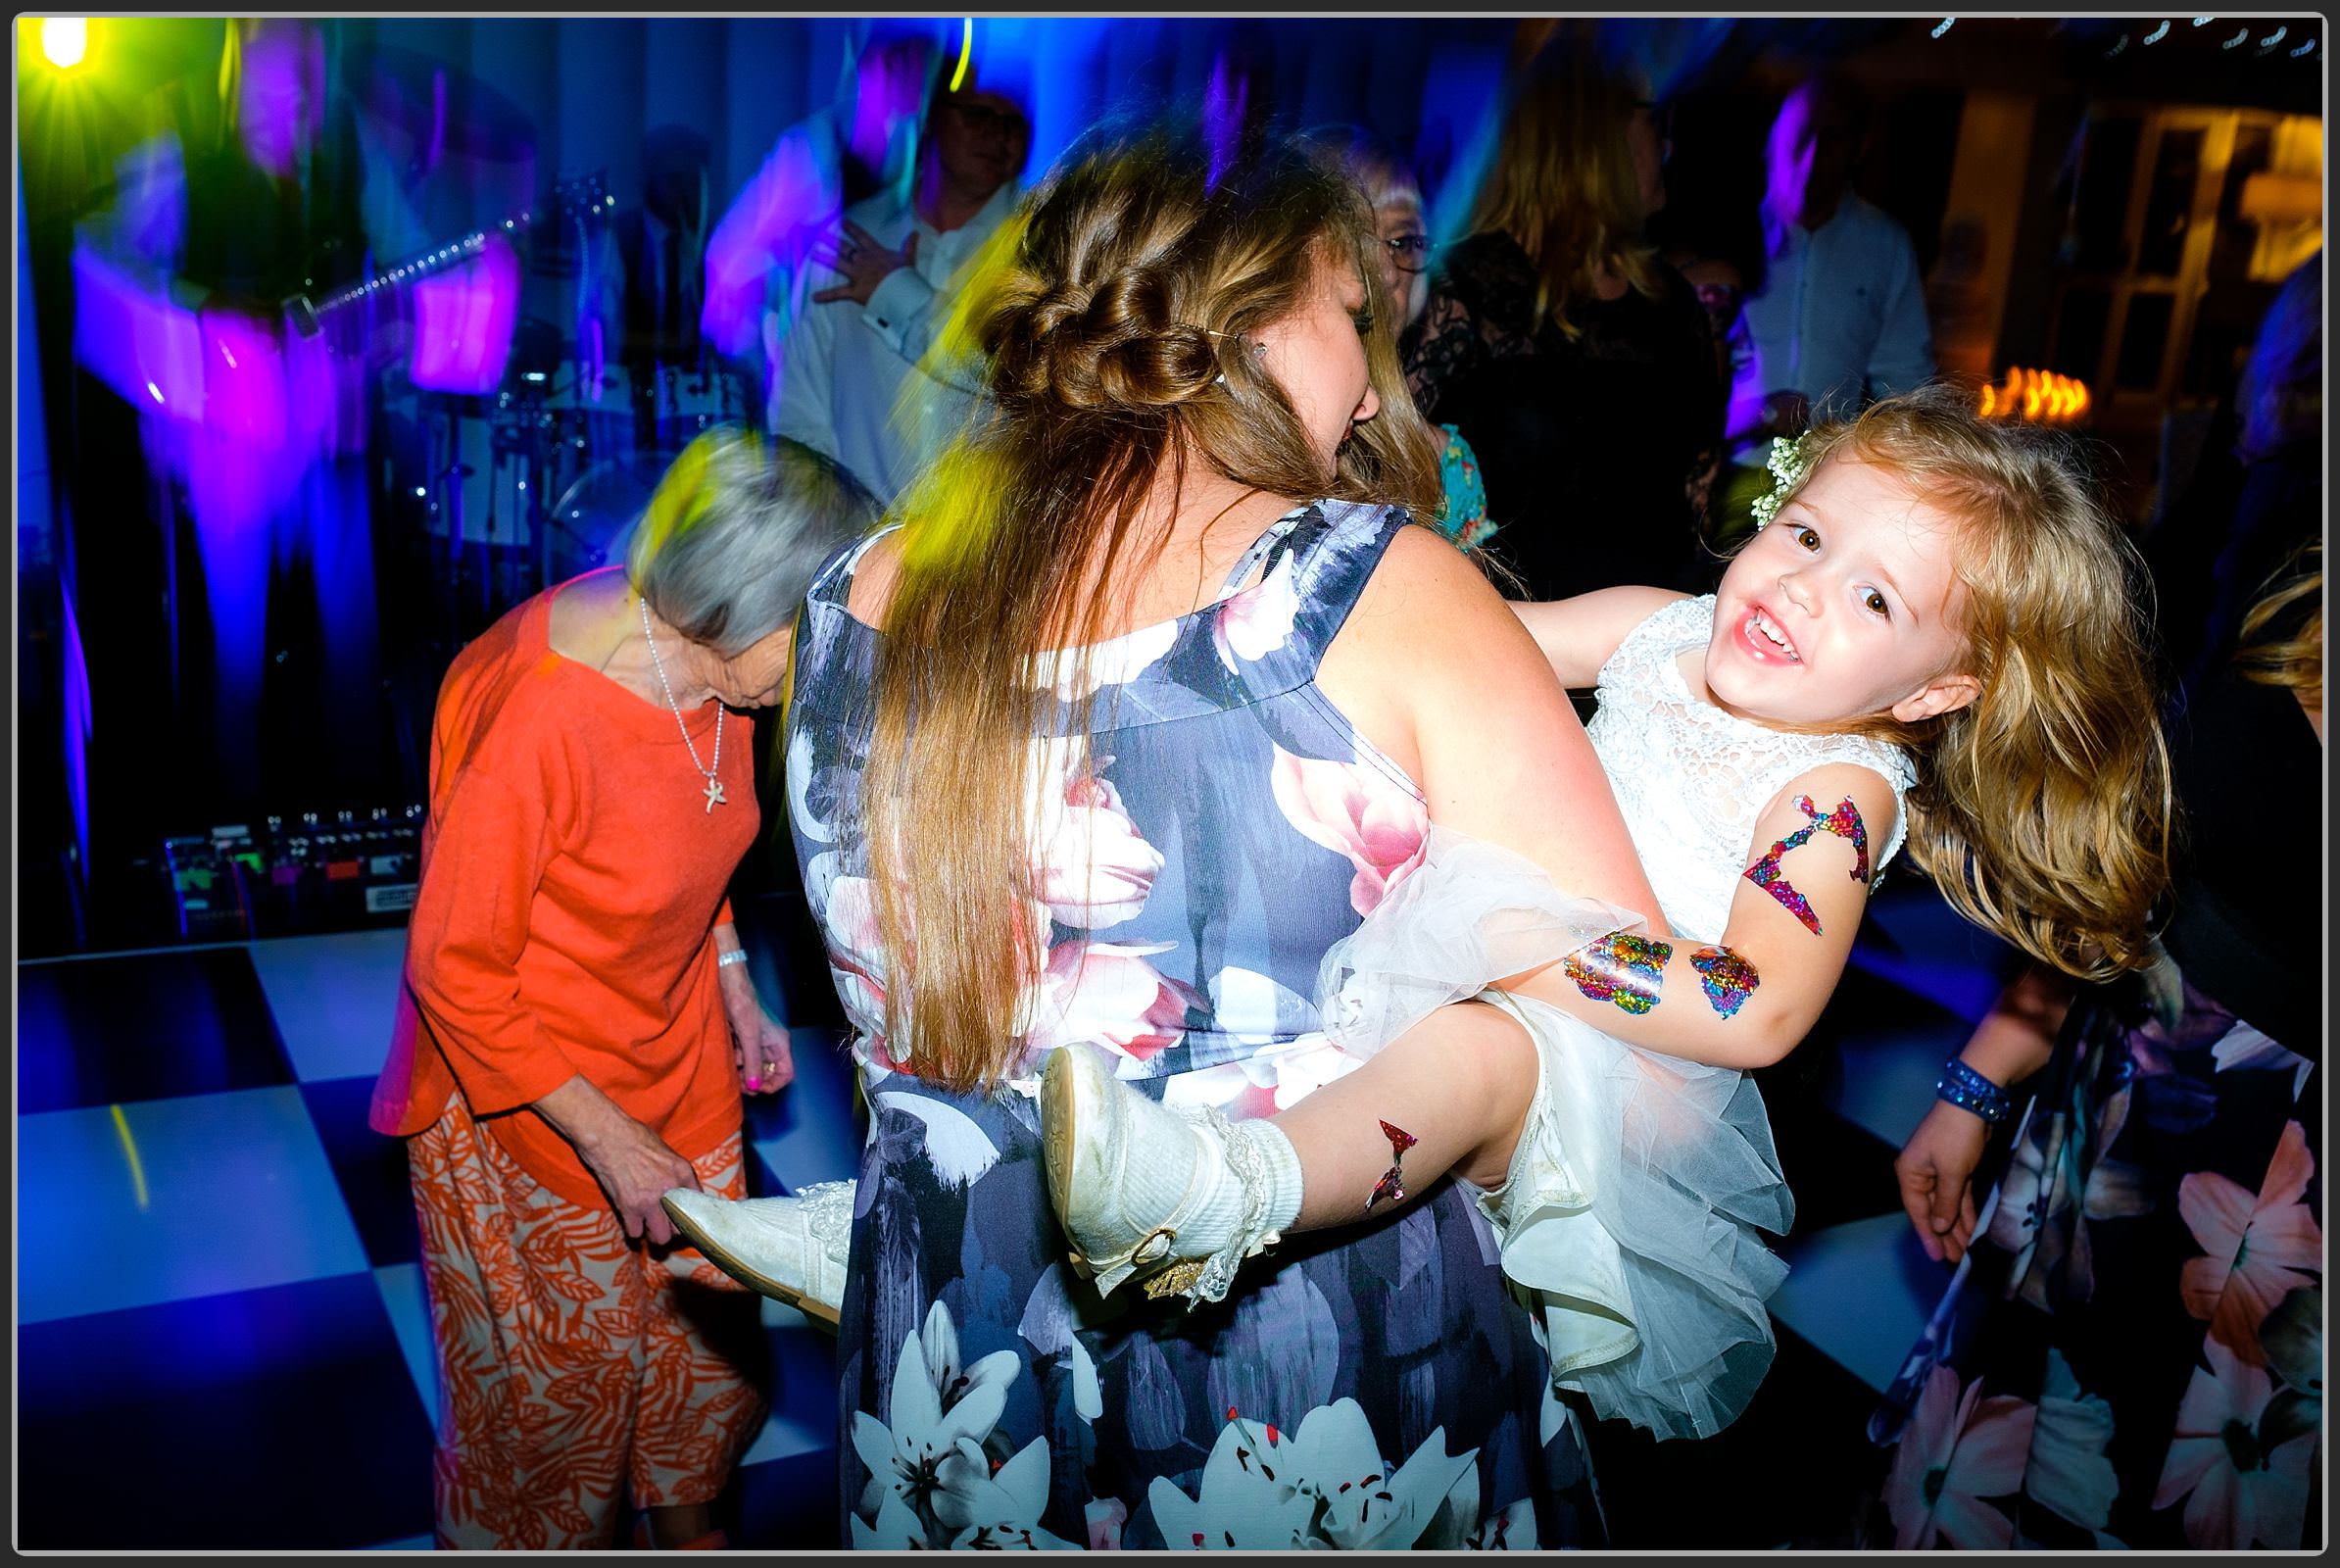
[369,570,756,1209]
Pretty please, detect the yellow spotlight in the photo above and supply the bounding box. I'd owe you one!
[41,17,88,71]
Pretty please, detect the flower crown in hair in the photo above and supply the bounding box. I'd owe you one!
[1749,433,1814,531]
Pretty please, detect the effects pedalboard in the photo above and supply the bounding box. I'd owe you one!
[163,808,424,943]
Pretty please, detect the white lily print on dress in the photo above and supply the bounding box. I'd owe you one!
[1410,1456,1542,1549]
[851,1299,1024,1543]
[938,1434,1079,1549]
[1017,1263,1104,1422]
[1149,1398,1480,1549]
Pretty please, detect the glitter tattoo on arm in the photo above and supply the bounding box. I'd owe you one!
[1364,1120,1420,1210]
[1740,795,1871,935]
[1689,946,1761,1018]
[1563,931,1674,1015]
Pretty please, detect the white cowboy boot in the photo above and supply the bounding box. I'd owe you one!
[662,1181,855,1328]
[1039,1042,1303,1304]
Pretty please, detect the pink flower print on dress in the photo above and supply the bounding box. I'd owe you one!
[1269,746,1430,916]
[1020,940,1200,1067]
[2177,1119,2321,1363]
[1026,740,1163,930]
[1084,1498,1128,1552]
[2151,1335,2316,1547]
[1879,1365,2037,1549]
[1212,551,1302,669]
[814,866,893,1051]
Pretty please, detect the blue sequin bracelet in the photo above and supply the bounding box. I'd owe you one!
[1936,1058,2013,1124]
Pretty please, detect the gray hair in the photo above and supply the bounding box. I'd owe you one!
[625,428,881,659]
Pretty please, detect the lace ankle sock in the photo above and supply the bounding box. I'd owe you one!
[1174,1112,1305,1302]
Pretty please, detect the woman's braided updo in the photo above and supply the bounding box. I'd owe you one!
[952,122,1432,470]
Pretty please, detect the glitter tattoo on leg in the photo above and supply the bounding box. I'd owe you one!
[1690,946,1761,1018]
[1364,1120,1419,1210]
[1741,795,1871,935]
[1563,931,1674,1015]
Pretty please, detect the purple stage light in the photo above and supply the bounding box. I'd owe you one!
[1202,49,1250,190]
[408,234,520,394]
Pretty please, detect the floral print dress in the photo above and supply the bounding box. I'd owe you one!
[1867,658,2321,1551]
[784,501,1602,1549]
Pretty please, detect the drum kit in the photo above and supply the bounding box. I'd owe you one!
[392,167,756,616]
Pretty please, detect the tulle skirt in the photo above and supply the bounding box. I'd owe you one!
[1318,828,1794,1441]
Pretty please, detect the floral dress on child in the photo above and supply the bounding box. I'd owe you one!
[784,502,1601,1549]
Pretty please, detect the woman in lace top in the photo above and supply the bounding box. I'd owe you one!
[1402,41,1723,599]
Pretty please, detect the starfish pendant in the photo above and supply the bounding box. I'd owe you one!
[704,776,727,812]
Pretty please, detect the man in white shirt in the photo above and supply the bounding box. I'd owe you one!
[771,74,1029,505]
[1727,75,1934,452]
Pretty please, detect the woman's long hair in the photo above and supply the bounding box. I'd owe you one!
[864,123,1442,1093]
[1469,41,1660,338]
[1771,385,2173,981]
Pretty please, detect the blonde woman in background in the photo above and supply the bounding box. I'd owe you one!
[1402,38,1722,600]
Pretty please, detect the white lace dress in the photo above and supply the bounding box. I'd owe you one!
[1319,594,1914,1440]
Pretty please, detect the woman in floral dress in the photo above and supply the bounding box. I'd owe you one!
[1875,548,2322,1550]
[777,124,1668,1548]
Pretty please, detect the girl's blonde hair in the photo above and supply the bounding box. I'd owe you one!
[1470,40,1659,338]
[864,122,1442,1093]
[1769,384,2172,981]
[2233,542,2323,707]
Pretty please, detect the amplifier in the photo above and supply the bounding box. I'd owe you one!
[165,807,425,941]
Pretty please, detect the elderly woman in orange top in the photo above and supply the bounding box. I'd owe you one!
[368,430,878,1550]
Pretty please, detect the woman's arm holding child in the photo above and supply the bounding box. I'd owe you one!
[1511,588,1685,689]
[1503,760,1899,1069]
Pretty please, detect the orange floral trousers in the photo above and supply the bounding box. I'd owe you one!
[409,1093,766,1549]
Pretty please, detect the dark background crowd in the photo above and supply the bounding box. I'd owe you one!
[13,13,2323,1553]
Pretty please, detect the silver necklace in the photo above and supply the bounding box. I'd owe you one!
[639,595,727,812]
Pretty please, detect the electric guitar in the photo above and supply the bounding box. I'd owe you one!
[283,170,609,348]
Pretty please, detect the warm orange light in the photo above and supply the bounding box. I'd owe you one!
[1976,368,2089,424]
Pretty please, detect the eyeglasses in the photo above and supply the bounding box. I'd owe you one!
[1385,232,1436,274]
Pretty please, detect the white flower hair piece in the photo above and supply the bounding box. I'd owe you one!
[1749,433,1815,531]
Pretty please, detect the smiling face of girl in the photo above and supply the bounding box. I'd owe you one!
[1703,455,1982,729]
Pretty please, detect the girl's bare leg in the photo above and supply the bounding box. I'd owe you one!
[1271,998,1538,1228]
[1038,996,1542,1303]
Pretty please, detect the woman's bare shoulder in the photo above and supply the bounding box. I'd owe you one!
[843,532,904,625]
[1318,521,1569,783]
[1346,520,1517,637]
